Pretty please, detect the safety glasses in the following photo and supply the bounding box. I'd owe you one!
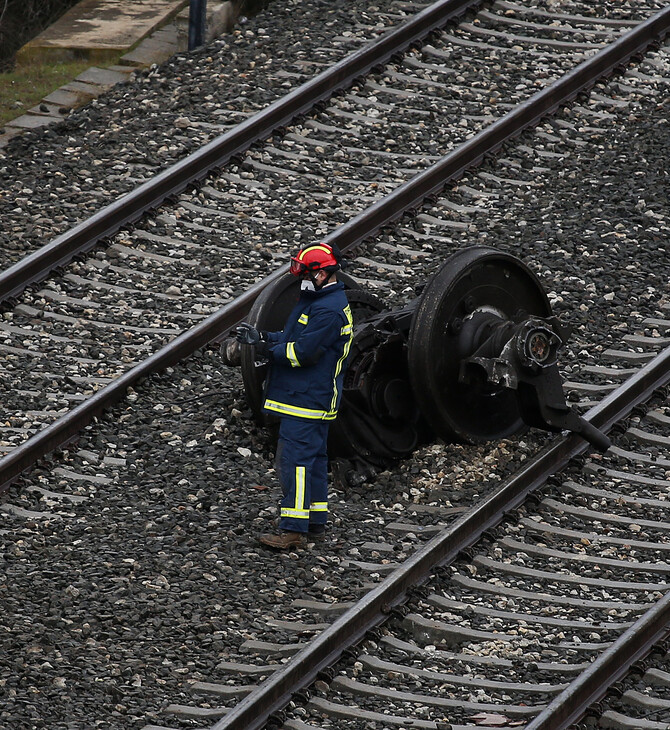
[290,257,308,276]
[290,258,323,277]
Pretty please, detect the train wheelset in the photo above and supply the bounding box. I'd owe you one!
[227,246,609,475]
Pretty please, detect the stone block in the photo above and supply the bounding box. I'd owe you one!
[16,0,189,63]
[43,89,85,106]
[59,81,103,99]
[176,2,239,39]
[119,45,175,67]
[5,114,57,130]
[208,2,240,37]
[75,66,130,87]
[27,102,67,118]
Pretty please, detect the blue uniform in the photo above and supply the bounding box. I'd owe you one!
[263,281,353,532]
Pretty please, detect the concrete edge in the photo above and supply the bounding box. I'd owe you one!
[0,1,239,151]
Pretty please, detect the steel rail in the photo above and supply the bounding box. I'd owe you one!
[210,345,670,730]
[0,0,483,304]
[0,266,284,491]
[1,7,668,491]
[321,5,670,253]
[526,590,670,729]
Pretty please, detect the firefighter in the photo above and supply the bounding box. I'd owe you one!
[236,243,353,549]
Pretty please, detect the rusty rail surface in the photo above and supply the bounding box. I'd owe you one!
[0,0,483,304]
[1,5,669,502]
[210,346,670,730]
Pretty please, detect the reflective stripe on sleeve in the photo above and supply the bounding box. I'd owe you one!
[329,304,354,413]
[298,314,309,325]
[286,342,300,368]
[310,502,328,512]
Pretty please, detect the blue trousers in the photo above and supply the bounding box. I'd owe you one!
[276,416,329,533]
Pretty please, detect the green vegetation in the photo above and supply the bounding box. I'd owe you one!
[0,59,93,127]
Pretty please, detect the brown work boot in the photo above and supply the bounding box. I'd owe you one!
[259,531,305,549]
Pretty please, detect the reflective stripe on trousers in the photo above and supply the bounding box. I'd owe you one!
[276,416,330,533]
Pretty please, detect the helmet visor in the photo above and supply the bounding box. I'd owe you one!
[290,257,308,276]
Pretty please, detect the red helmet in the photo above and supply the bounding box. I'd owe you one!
[290,243,340,277]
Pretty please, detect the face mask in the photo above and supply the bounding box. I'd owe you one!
[301,279,316,291]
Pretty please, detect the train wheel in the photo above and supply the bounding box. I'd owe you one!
[407,246,552,443]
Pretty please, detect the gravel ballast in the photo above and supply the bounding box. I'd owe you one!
[1,40,669,727]
[0,2,669,728]
[0,0,421,268]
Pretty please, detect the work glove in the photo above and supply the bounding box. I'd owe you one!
[220,338,241,366]
[235,322,263,345]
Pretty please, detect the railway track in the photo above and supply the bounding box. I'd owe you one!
[0,1,669,728]
[147,351,670,729]
[0,0,668,485]
[2,320,668,728]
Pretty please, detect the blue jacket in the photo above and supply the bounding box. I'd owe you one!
[263,282,353,420]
